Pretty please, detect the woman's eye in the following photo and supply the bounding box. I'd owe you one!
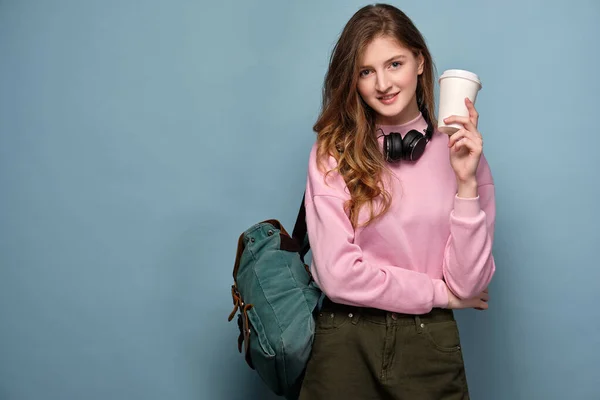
[359,69,371,77]
[391,61,403,68]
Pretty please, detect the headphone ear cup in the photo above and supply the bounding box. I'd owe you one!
[383,135,390,161]
[402,130,427,161]
[384,132,403,162]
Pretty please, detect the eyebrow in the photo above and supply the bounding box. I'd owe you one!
[360,54,406,70]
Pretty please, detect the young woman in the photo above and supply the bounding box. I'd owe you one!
[299,4,495,399]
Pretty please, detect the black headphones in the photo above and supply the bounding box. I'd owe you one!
[379,107,434,163]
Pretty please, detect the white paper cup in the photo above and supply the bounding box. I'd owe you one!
[437,69,482,135]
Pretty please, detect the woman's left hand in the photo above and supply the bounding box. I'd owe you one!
[444,98,483,185]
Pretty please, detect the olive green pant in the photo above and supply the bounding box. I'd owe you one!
[299,298,470,400]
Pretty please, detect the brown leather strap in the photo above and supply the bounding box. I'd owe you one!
[228,285,242,322]
[230,287,255,369]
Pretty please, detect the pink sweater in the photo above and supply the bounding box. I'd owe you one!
[304,113,496,314]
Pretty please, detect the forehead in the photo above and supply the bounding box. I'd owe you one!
[359,36,412,65]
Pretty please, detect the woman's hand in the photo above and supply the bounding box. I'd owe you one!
[444,98,483,196]
[446,286,489,310]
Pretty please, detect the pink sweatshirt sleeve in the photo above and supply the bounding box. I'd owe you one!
[442,154,496,299]
[305,196,448,315]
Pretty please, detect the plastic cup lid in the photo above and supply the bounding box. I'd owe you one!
[439,69,482,88]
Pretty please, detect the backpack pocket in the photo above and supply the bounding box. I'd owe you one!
[246,306,282,395]
[246,306,276,358]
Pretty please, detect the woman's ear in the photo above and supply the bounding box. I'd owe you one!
[417,53,425,75]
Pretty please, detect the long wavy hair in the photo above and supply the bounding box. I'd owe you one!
[314,4,437,229]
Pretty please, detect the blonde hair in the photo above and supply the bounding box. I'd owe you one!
[314,4,437,228]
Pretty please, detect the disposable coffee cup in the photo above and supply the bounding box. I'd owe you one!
[437,69,482,135]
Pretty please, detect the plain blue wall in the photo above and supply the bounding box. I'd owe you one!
[1,1,598,399]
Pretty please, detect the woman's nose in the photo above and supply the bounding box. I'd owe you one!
[375,72,391,92]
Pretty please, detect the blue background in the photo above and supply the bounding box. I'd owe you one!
[1,1,598,399]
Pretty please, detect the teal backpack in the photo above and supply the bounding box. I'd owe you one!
[228,195,322,399]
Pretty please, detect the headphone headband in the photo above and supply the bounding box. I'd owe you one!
[421,107,434,141]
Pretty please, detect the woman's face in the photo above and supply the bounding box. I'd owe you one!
[357,35,424,125]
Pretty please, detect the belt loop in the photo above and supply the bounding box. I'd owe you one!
[414,315,423,333]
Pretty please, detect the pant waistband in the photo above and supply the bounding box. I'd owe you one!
[320,297,455,326]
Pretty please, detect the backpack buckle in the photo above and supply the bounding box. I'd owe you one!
[228,284,255,369]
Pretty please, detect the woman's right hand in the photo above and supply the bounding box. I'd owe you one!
[446,287,489,310]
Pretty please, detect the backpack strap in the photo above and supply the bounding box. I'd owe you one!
[291,192,310,262]
[291,192,320,292]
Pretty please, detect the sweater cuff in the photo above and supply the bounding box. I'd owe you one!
[453,195,481,218]
[432,279,449,309]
